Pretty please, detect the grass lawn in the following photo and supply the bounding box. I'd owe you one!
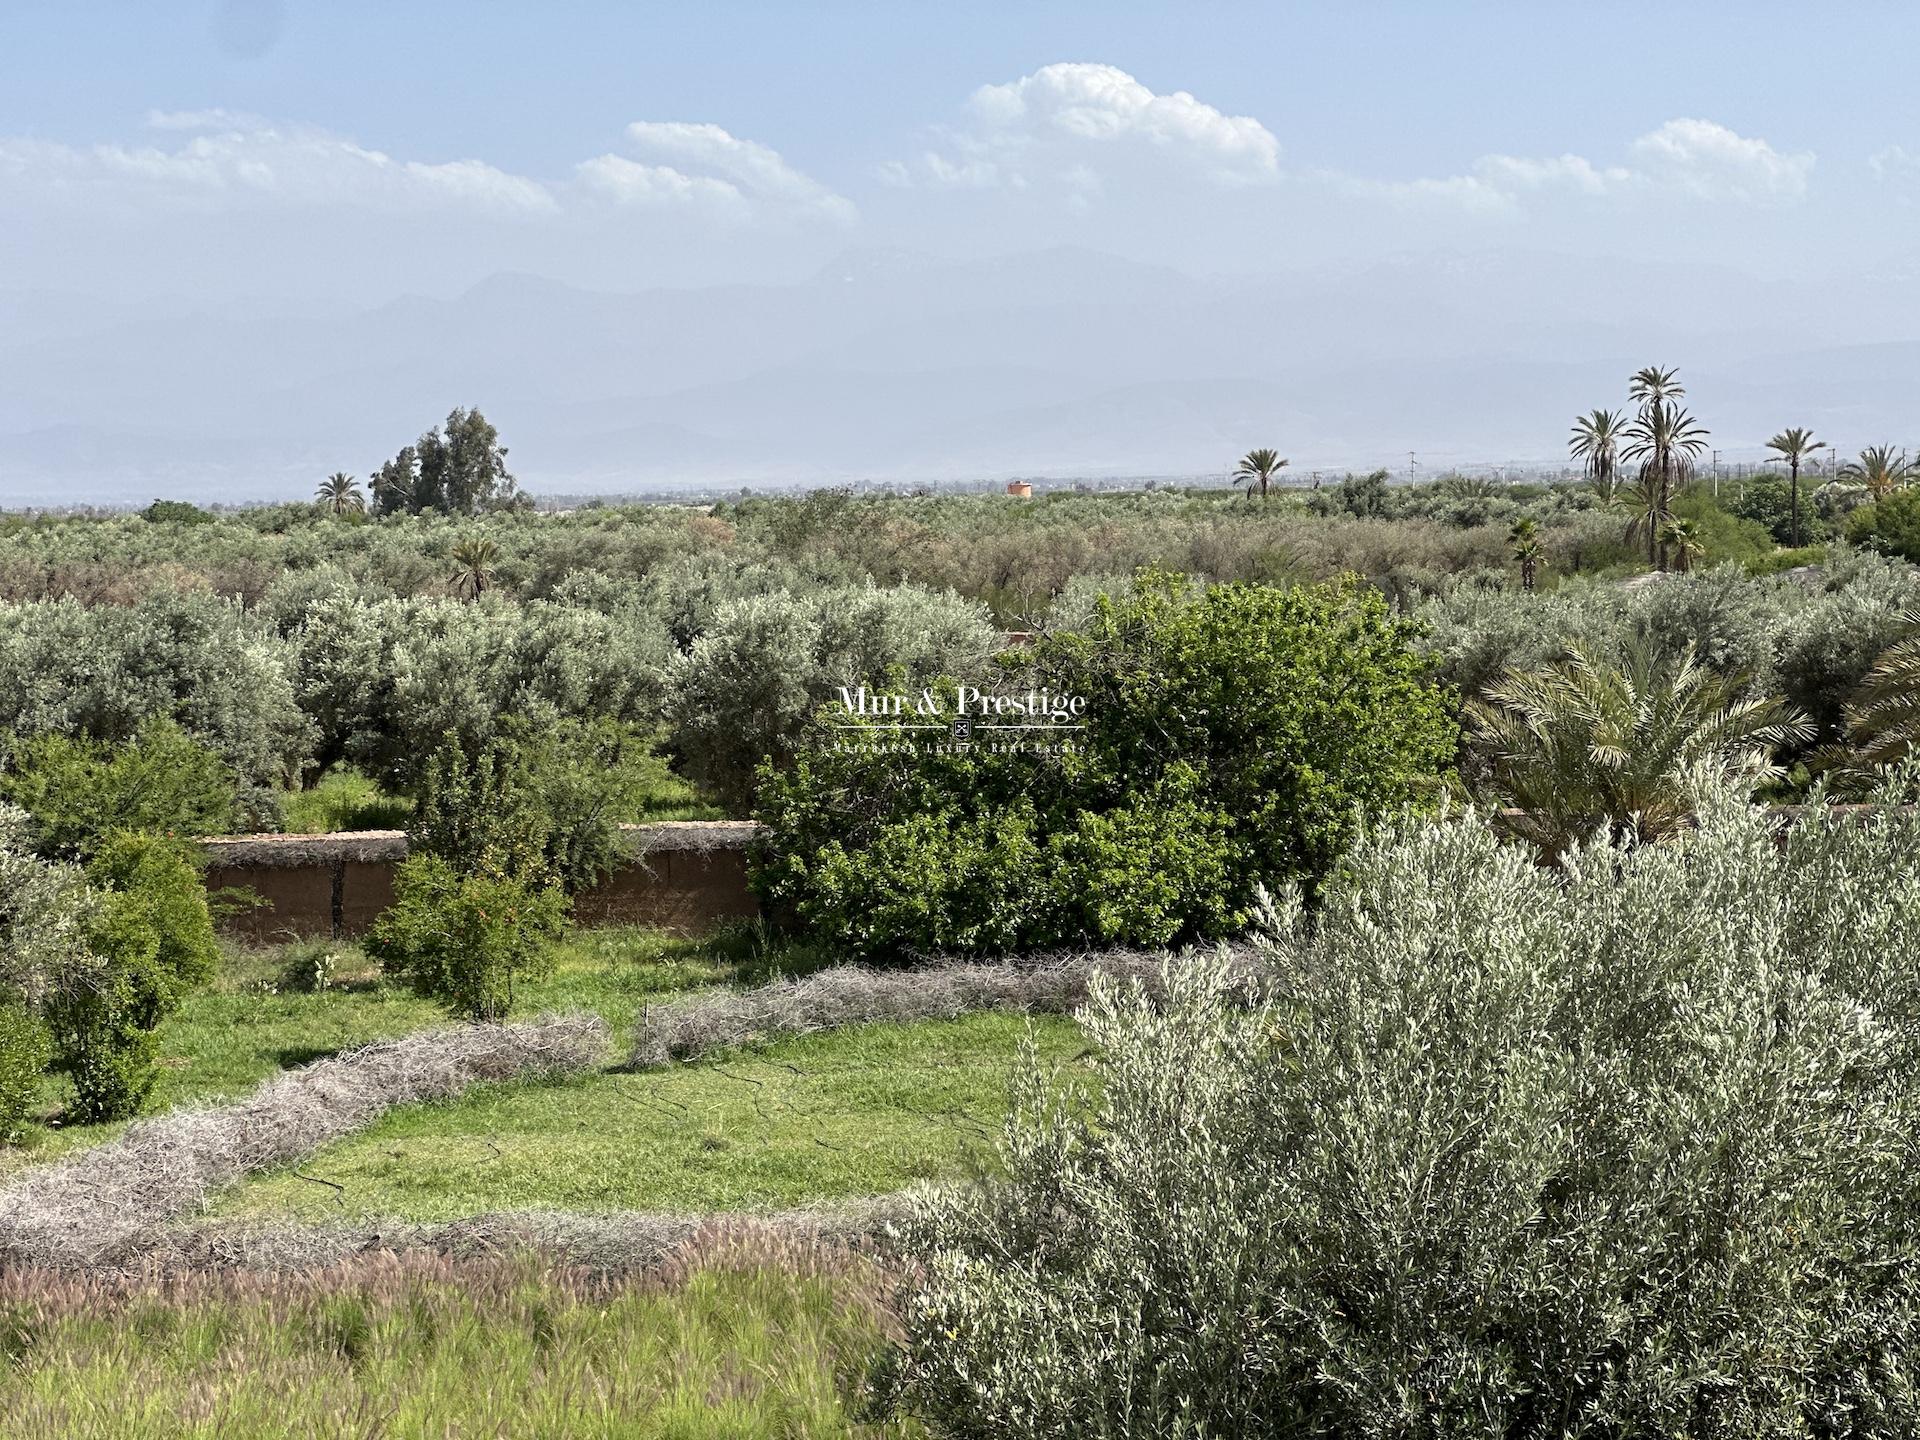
[0,1250,919,1438]
[0,926,759,1181]
[218,1012,1084,1221]
[3,923,1084,1217]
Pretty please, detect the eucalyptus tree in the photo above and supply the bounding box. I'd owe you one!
[1764,427,1820,547]
[1569,408,1627,504]
[1233,448,1288,501]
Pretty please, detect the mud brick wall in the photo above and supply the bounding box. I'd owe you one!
[201,822,759,943]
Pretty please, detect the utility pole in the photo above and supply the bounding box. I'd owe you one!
[1407,451,1417,483]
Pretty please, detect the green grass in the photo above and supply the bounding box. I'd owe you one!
[277,765,726,834]
[4,923,1078,1218]
[0,1250,919,1438]
[219,1012,1083,1221]
[0,926,760,1181]
[279,768,414,834]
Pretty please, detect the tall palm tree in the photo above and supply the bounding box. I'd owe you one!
[1569,409,1627,505]
[1509,517,1543,592]
[1658,517,1705,573]
[316,472,365,517]
[1465,641,1811,859]
[1763,427,1819,548]
[1233,448,1288,501]
[1621,368,1709,570]
[1842,445,1913,499]
[447,536,501,601]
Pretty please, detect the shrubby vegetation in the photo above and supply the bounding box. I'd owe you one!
[756,573,1456,959]
[0,801,220,1130]
[886,789,1920,1437]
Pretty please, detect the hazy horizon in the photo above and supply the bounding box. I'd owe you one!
[6,2,1920,504]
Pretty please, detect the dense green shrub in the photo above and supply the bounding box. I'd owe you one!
[0,1004,50,1143]
[408,735,554,884]
[1847,487,1920,562]
[670,584,999,812]
[366,857,569,1021]
[47,834,219,1122]
[757,574,1456,959]
[0,591,311,791]
[887,791,1920,1437]
[292,594,669,790]
[0,716,243,857]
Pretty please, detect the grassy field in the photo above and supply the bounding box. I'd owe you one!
[3,924,1082,1219]
[221,1011,1080,1221]
[0,1243,918,1438]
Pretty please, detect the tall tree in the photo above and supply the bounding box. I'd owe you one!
[374,409,523,517]
[1569,409,1627,505]
[1233,448,1288,501]
[1764,427,1820,548]
[1843,445,1914,499]
[315,472,365,517]
[1622,367,1708,570]
[371,446,417,517]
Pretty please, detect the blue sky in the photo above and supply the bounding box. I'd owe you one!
[7,1,1920,302]
[10,2,1920,497]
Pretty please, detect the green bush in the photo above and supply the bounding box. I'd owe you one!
[1848,488,1920,564]
[0,1004,50,1143]
[757,573,1456,959]
[408,735,552,884]
[885,790,1920,1437]
[669,584,999,812]
[366,857,569,1021]
[0,716,243,858]
[48,833,219,1122]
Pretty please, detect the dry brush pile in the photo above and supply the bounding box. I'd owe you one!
[629,949,1257,1068]
[0,1012,607,1270]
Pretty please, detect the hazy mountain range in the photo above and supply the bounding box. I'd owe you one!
[5,246,1920,505]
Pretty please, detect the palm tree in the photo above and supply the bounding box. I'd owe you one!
[1465,641,1811,859]
[316,472,365,517]
[1842,445,1913,499]
[1233,448,1288,501]
[1819,616,1920,784]
[1658,517,1705,573]
[1621,369,1709,570]
[1509,517,1543,592]
[447,536,501,601]
[1763,427,1819,548]
[1569,409,1627,505]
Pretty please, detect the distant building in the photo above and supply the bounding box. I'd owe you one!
[1006,480,1034,499]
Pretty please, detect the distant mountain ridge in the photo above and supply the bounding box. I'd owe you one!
[2,246,1918,504]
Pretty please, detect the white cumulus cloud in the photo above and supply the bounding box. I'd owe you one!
[1347,118,1811,211]
[883,62,1280,192]
[0,112,851,227]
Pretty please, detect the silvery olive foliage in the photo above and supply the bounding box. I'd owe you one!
[668,584,1000,812]
[886,785,1920,1439]
[0,591,311,790]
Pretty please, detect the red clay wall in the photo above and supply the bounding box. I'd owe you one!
[202,823,759,943]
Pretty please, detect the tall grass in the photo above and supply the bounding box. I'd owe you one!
[0,1229,916,1438]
